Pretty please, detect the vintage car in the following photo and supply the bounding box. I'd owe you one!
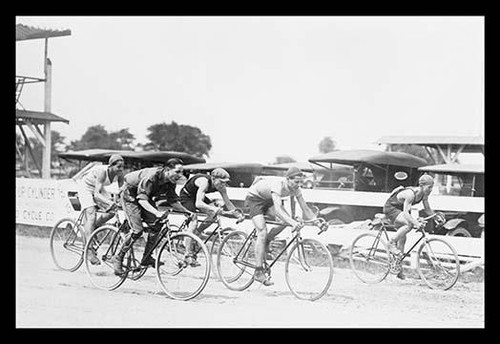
[418,163,484,237]
[307,149,428,224]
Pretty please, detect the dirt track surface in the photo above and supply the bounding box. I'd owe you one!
[16,234,484,328]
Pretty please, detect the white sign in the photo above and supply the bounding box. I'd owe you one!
[16,178,77,227]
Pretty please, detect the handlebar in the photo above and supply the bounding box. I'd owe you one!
[294,217,329,234]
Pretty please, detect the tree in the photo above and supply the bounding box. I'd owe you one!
[319,136,337,153]
[386,144,444,165]
[68,125,135,151]
[272,155,296,164]
[145,121,212,158]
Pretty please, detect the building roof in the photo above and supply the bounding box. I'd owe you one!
[16,109,69,124]
[419,163,484,175]
[376,135,484,153]
[308,149,428,168]
[16,23,71,42]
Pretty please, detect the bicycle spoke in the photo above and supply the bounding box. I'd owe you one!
[417,238,460,290]
[50,218,85,272]
[349,233,390,284]
[216,231,255,291]
[85,225,127,291]
[156,232,211,301]
[285,239,334,301]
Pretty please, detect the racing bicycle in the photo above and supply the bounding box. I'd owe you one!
[83,209,210,301]
[349,213,460,290]
[216,217,333,301]
[49,205,119,272]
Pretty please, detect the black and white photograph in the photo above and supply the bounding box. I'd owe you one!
[15,15,484,328]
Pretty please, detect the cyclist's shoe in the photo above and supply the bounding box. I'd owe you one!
[87,248,101,266]
[254,269,274,286]
[110,255,125,275]
[387,241,402,256]
[396,271,406,280]
[140,255,164,268]
[184,255,201,267]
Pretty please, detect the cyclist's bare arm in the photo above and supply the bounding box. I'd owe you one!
[399,191,420,228]
[295,192,316,221]
[93,169,113,208]
[422,196,434,216]
[271,192,299,228]
[217,185,237,212]
[194,178,219,214]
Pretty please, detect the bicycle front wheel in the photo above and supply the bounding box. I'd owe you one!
[208,227,234,274]
[84,225,127,291]
[417,238,460,290]
[156,232,211,301]
[285,238,334,301]
[49,218,84,272]
[349,233,391,284]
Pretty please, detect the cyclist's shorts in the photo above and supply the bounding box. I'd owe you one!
[77,184,97,210]
[245,196,274,219]
[383,205,402,224]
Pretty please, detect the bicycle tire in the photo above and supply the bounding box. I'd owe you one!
[417,237,460,290]
[349,233,391,284]
[84,225,127,291]
[156,232,211,301]
[49,217,84,272]
[285,238,334,301]
[208,227,234,273]
[216,230,255,291]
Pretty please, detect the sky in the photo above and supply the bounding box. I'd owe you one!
[15,16,484,164]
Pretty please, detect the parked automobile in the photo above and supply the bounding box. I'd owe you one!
[418,163,484,238]
[307,149,428,225]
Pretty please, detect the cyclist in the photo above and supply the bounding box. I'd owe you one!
[179,168,242,266]
[77,154,125,265]
[110,158,195,275]
[245,167,318,286]
[383,174,445,279]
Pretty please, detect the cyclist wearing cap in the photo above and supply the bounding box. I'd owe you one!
[77,154,125,265]
[179,168,240,266]
[383,174,444,279]
[110,158,194,275]
[245,166,318,286]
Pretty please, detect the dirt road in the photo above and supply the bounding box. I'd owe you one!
[16,233,484,328]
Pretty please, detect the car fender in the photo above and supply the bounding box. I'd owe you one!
[443,218,468,231]
[319,206,342,217]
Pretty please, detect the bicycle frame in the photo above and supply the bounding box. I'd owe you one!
[231,224,304,271]
[374,217,434,261]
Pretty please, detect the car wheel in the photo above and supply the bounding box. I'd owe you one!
[446,227,472,237]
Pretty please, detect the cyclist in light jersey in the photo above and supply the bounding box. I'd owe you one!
[245,167,319,286]
[77,154,125,264]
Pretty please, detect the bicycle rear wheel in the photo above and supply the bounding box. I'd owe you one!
[417,238,460,290]
[49,218,84,272]
[285,238,334,301]
[349,233,391,284]
[84,225,127,291]
[216,230,255,291]
[156,232,210,301]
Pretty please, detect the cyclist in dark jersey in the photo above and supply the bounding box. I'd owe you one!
[383,174,444,279]
[179,168,241,265]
